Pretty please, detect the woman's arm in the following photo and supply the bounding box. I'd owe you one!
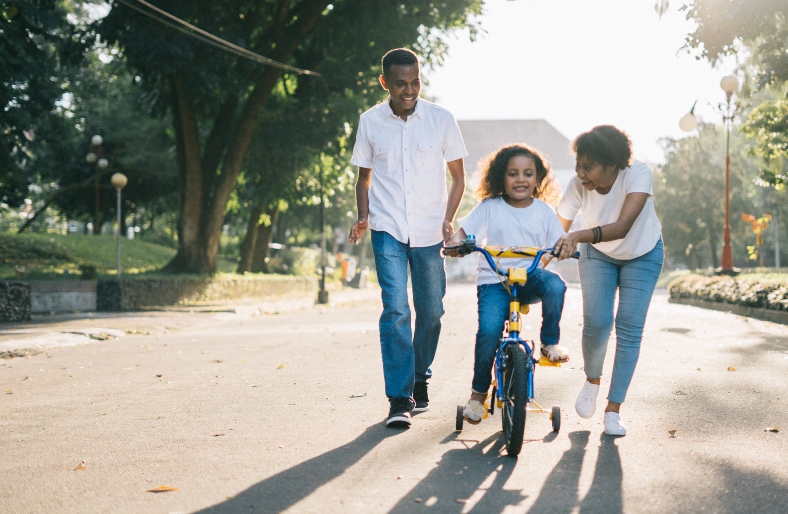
[553,192,649,260]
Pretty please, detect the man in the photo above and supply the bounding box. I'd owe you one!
[349,48,467,428]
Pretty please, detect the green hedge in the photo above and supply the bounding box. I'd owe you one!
[97,275,317,311]
[669,274,788,312]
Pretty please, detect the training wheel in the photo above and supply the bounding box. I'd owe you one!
[551,405,561,432]
[456,404,464,431]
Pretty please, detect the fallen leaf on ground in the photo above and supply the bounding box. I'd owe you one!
[89,333,110,340]
[397,475,402,480]
[277,364,286,369]
[728,367,736,371]
[75,461,86,470]
[672,390,687,396]
[415,498,422,503]
[765,427,779,433]
[696,368,702,371]
[6,389,12,394]
[146,486,179,493]
[212,433,225,437]
[668,430,677,437]
[23,376,29,381]
[350,393,367,398]
[211,360,224,363]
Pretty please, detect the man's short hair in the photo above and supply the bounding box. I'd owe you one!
[382,48,419,77]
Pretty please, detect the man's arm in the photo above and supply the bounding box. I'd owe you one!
[349,167,372,244]
[442,158,466,243]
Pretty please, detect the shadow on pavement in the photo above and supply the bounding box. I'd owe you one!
[529,430,591,514]
[388,432,524,513]
[195,423,398,513]
[578,434,623,513]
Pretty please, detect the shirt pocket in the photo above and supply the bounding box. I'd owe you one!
[373,144,390,174]
[417,139,444,171]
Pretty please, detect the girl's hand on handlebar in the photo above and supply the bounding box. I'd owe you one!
[553,232,581,260]
[349,220,368,245]
[443,243,464,258]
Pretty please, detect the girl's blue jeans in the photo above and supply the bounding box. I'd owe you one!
[578,238,664,404]
[472,268,566,393]
[370,230,446,400]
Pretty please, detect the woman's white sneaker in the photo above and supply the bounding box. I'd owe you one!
[575,381,600,419]
[603,411,627,436]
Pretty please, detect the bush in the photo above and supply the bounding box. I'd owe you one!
[669,274,788,311]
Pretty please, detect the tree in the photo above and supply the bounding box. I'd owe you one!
[97,0,483,273]
[0,0,78,207]
[656,124,760,269]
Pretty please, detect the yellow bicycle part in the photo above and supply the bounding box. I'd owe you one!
[483,245,541,258]
[538,356,562,367]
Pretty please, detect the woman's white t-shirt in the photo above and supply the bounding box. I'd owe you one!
[556,160,662,260]
[459,197,566,286]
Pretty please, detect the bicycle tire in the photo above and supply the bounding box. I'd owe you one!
[501,343,528,456]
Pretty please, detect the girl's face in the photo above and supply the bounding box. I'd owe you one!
[503,154,538,208]
[575,154,618,193]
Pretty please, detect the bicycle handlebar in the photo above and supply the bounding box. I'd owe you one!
[444,235,580,278]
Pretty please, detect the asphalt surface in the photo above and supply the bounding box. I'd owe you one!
[1,283,787,513]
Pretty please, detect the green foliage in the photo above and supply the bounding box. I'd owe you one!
[655,124,763,269]
[0,0,77,206]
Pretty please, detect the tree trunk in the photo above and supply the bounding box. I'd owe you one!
[251,205,280,273]
[237,203,265,273]
[159,0,331,274]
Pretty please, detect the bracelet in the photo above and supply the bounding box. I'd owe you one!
[591,226,602,244]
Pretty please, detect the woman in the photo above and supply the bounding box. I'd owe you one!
[553,125,663,436]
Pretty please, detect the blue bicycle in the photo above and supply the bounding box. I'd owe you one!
[446,235,578,456]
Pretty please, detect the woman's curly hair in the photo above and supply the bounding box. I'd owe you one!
[475,144,561,206]
[571,125,632,170]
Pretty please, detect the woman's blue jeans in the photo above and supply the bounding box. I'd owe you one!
[370,230,446,400]
[578,239,664,404]
[472,268,566,393]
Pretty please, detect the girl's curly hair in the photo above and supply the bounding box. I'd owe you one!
[475,144,561,206]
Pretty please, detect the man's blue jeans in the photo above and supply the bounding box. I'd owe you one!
[371,230,446,400]
[578,239,664,404]
[472,268,566,393]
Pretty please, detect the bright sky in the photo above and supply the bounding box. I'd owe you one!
[423,0,739,164]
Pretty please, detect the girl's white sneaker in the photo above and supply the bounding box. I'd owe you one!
[603,411,627,436]
[575,381,600,419]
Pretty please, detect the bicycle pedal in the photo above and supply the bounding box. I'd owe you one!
[538,356,561,367]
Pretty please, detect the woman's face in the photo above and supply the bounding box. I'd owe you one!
[503,155,537,207]
[575,154,618,193]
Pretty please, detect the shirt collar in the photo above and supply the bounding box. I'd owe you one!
[384,96,423,120]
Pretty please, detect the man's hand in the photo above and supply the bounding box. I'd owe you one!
[349,220,368,245]
[442,220,454,243]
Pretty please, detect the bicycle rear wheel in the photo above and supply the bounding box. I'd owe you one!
[501,343,528,456]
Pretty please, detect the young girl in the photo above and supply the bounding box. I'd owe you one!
[447,144,569,424]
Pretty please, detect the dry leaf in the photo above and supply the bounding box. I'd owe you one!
[728,367,736,371]
[765,427,779,433]
[6,389,12,394]
[146,486,179,493]
[75,460,86,470]
[23,376,29,381]
[212,433,225,437]
[696,368,702,371]
[277,364,286,369]
[414,498,422,503]
[350,393,367,398]
[672,390,687,396]
[668,430,677,437]
[211,359,224,363]
[397,475,402,480]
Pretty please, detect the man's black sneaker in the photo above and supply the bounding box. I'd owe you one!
[413,381,429,413]
[386,398,413,428]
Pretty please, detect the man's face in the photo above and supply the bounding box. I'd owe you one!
[380,63,421,115]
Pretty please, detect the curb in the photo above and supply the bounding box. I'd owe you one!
[668,297,788,325]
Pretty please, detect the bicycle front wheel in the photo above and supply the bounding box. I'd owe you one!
[501,342,528,456]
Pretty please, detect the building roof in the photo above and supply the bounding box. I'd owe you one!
[457,119,575,186]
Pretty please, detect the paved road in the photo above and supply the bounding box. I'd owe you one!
[2,284,788,513]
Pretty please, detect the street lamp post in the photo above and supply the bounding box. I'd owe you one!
[86,135,109,235]
[680,75,740,275]
[111,172,127,278]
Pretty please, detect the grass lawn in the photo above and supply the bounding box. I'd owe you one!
[0,232,237,279]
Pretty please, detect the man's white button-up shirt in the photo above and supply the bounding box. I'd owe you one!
[350,98,468,247]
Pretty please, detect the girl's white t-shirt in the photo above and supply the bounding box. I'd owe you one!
[459,197,566,286]
[556,160,662,260]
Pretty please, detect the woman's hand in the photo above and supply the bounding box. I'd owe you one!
[553,231,582,260]
[349,220,368,244]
